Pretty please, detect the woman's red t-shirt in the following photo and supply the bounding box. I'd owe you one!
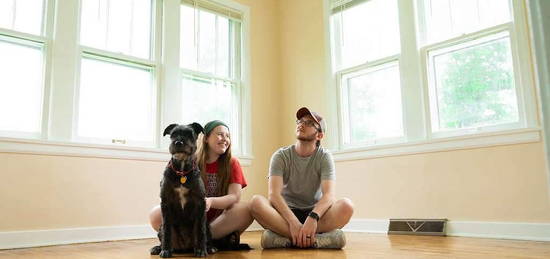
[205,157,247,222]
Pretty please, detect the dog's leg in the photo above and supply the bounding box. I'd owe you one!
[193,205,208,257]
[205,223,218,254]
[150,228,162,255]
[160,204,173,258]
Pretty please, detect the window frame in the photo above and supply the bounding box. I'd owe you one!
[328,0,540,160]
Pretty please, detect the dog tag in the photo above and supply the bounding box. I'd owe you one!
[180,176,187,184]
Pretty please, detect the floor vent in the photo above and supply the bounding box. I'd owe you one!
[388,219,447,236]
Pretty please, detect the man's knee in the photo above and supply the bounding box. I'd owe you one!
[338,198,354,219]
[249,194,268,213]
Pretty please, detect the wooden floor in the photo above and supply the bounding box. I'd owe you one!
[1,231,549,259]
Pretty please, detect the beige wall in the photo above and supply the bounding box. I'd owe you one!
[0,0,281,231]
[278,0,550,222]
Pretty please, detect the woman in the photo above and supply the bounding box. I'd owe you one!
[149,120,253,247]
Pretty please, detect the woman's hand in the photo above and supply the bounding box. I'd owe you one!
[205,197,212,212]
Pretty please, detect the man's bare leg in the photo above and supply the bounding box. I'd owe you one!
[249,195,292,238]
[317,198,354,233]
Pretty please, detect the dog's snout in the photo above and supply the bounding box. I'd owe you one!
[174,140,184,146]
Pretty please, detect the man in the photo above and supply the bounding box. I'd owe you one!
[249,107,354,249]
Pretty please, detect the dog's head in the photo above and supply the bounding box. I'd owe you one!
[163,123,204,163]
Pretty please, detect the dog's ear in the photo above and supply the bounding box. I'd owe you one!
[188,122,204,136]
[163,124,178,136]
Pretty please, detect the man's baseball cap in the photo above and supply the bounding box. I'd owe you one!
[296,107,327,133]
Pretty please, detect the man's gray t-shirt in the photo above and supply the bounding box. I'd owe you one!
[269,145,335,210]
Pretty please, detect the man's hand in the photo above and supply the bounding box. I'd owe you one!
[300,217,317,247]
[288,219,303,247]
[205,197,212,212]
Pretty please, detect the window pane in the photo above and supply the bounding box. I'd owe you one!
[80,0,152,59]
[424,0,511,43]
[181,75,236,137]
[78,58,154,143]
[331,0,400,70]
[429,32,518,131]
[180,5,233,78]
[344,63,403,143]
[0,40,43,134]
[0,0,44,35]
[180,5,197,70]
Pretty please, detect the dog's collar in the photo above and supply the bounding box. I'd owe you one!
[167,160,196,177]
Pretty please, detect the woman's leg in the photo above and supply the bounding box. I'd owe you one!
[209,201,253,239]
[150,202,254,239]
[149,205,162,232]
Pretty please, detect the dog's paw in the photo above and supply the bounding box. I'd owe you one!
[150,245,161,255]
[207,246,218,254]
[159,249,172,258]
[193,248,207,257]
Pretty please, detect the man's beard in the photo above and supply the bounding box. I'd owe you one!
[297,132,317,142]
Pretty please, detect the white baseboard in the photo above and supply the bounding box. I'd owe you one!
[343,219,550,241]
[0,225,156,250]
[446,221,550,241]
[2,219,549,250]
[342,219,389,233]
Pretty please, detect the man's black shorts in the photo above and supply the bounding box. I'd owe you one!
[290,208,313,224]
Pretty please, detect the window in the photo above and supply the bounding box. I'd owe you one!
[422,0,521,136]
[76,0,156,147]
[329,0,537,152]
[180,0,243,153]
[330,0,403,146]
[428,31,518,133]
[0,0,47,138]
[341,62,403,145]
[0,0,251,161]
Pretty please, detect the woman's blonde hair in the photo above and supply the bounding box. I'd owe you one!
[196,126,232,196]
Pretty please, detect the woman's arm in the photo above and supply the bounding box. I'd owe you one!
[207,183,242,210]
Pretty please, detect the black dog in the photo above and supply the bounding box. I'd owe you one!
[150,123,216,258]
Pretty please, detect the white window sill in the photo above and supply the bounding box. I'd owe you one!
[331,128,541,162]
[0,137,253,166]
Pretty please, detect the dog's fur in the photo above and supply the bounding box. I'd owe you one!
[150,123,216,258]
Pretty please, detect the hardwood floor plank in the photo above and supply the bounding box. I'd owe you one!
[0,231,549,258]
